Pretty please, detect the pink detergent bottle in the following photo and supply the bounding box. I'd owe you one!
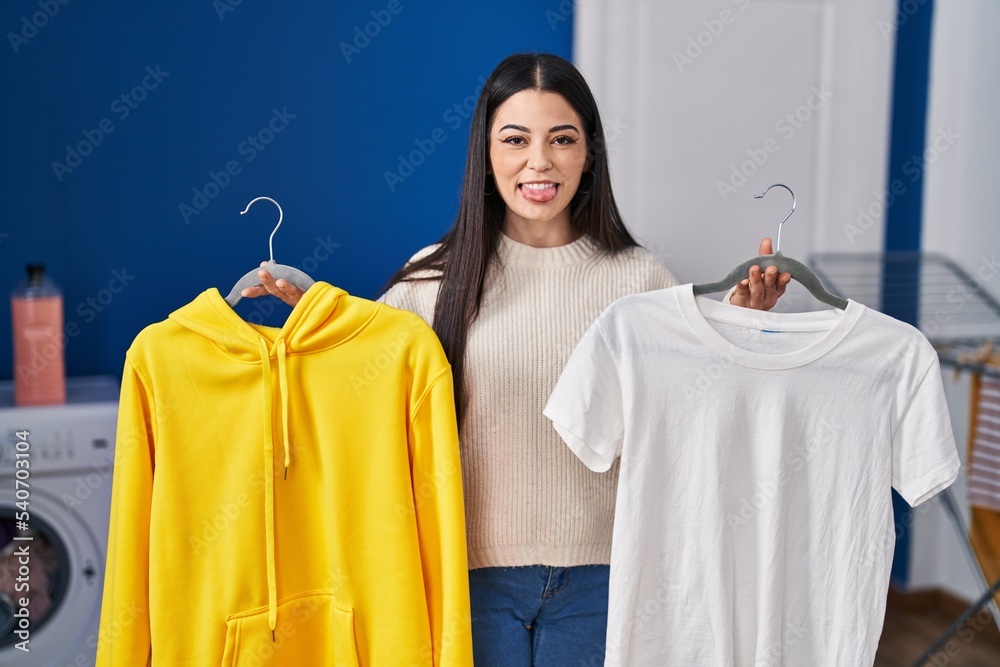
[11,263,66,406]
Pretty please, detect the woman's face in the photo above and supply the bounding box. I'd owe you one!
[488,90,589,234]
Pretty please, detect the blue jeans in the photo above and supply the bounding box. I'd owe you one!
[469,565,609,667]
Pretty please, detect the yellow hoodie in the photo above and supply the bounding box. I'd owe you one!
[97,282,472,666]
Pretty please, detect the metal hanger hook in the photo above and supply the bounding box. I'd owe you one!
[753,183,795,253]
[240,196,283,263]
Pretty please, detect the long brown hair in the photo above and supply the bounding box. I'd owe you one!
[384,52,639,424]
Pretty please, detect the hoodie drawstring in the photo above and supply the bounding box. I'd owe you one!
[276,338,291,479]
[257,336,291,639]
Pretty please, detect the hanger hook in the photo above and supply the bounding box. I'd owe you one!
[240,196,283,263]
[753,183,795,253]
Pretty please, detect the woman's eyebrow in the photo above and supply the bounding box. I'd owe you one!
[497,123,581,133]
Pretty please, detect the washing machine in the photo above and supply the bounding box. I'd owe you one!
[0,377,118,666]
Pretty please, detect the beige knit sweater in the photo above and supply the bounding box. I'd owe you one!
[380,233,678,568]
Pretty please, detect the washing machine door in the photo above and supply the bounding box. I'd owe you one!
[0,486,104,666]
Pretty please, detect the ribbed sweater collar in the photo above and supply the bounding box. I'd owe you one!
[497,232,599,267]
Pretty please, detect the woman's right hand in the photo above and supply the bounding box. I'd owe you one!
[240,261,306,307]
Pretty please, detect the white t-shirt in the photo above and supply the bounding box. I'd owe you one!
[543,284,960,667]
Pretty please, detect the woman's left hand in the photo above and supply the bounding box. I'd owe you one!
[238,261,306,307]
[729,238,792,310]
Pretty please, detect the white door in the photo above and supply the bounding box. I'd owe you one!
[575,0,898,309]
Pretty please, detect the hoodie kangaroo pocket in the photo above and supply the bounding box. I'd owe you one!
[221,590,360,666]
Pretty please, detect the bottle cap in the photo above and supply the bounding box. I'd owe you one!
[26,263,46,285]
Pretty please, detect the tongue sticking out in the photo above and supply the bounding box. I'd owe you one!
[520,183,558,203]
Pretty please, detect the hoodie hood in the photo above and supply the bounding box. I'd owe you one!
[167,281,377,638]
[168,281,377,360]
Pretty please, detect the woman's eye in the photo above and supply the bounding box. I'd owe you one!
[553,135,578,145]
[502,136,526,145]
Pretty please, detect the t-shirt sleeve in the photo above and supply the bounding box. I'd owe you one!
[891,358,961,506]
[543,321,624,473]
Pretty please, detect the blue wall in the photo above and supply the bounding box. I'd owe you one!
[0,1,573,380]
[882,0,935,586]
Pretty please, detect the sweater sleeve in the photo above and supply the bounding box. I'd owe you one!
[97,357,155,666]
[633,246,679,291]
[408,368,473,666]
[377,244,442,325]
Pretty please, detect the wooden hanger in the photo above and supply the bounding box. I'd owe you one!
[224,196,315,307]
[693,183,848,310]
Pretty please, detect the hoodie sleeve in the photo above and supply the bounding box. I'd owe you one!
[408,366,474,666]
[97,356,155,667]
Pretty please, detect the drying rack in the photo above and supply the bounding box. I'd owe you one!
[809,251,1000,665]
[810,252,1000,378]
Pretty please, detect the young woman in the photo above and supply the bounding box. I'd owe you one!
[248,53,788,665]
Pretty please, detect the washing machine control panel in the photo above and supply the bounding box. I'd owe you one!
[0,403,118,476]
